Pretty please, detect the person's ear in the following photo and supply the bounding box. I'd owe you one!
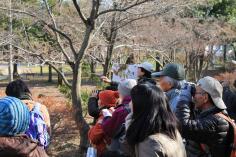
[203,93,209,103]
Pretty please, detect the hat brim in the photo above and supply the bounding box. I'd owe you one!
[151,71,165,78]
[212,97,227,110]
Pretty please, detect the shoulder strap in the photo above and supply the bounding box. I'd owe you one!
[33,102,41,111]
[216,113,236,157]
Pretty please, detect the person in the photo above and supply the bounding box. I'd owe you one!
[5,79,51,131]
[102,79,137,138]
[222,80,236,121]
[0,96,48,157]
[152,63,185,112]
[88,90,120,156]
[88,86,118,124]
[5,79,51,147]
[176,76,232,157]
[101,79,137,156]
[125,83,186,157]
[137,62,156,84]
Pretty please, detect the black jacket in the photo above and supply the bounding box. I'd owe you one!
[176,100,232,157]
[223,87,236,121]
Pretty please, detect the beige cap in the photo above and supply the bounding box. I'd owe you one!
[197,76,226,110]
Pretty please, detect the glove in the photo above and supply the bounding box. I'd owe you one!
[179,83,192,102]
[102,109,112,117]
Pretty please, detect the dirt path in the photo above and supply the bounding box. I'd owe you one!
[0,83,95,157]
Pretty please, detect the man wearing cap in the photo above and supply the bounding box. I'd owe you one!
[176,76,232,157]
[152,63,186,112]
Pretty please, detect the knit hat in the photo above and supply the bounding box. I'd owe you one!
[0,96,30,136]
[98,90,119,108]
[118,79,137,97]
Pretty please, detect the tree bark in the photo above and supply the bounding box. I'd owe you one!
[13,62,19,79]
[40,65,43,76]
[72,62,90,153]
[223,44,227,64]
[103,12,118,76]
[48,65,52,82]
[58,65,63,86]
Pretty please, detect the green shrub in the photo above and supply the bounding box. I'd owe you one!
[58,84,91,117]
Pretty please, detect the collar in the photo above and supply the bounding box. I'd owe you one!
[165,88,180,100]
[198,106,222,118]
[122,96,131,104]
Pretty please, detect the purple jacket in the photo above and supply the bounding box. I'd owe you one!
[102,96,131,138]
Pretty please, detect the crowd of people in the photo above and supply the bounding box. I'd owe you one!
[0,61,235,157]
[88,61,236,157]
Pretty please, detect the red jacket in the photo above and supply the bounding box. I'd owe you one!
[88,112,112,156]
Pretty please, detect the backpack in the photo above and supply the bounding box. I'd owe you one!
[104,104,131,157]
[201,113,236,157]
[25,103,50,148]
[216,113,236,157]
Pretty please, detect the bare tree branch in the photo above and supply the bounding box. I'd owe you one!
[12,44,72,88]
[43,0,76,64]
[72,0,87,25]
[96,0,152,17]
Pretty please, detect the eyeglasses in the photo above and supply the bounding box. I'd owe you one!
[194,92,206,96]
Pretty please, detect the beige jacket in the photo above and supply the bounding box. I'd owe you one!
[22,100,51,128]
[134,131,186,157]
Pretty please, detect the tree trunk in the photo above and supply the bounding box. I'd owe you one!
[223,44,227,64]
[13,62,19,79]
[90,60,96,74]
[155,56,161,72]
[48,65,52,82]
[103,12,118,76]
[72,62,89,154]
[40,65,43,76]
[58,65,63,86]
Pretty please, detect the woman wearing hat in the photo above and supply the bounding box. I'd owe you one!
[88,90,120,156]
[0,96,48,157]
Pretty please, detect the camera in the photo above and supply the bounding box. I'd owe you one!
[190,84,196,96]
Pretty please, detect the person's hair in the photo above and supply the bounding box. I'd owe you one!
[206,93,214,104]
[163,76,183,89]
[5,79,31,99]
[126,83,178,146]
[138,78,156,85]
[139,67,151,78]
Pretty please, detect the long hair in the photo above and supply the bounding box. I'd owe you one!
[126,83,178,146]
[5,79,31,99]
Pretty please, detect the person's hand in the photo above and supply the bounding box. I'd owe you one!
[100,76,111,83]
[91,90,98,98]
[109,107,115,112]
[179,83,192,102]
[102,109,112,117]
